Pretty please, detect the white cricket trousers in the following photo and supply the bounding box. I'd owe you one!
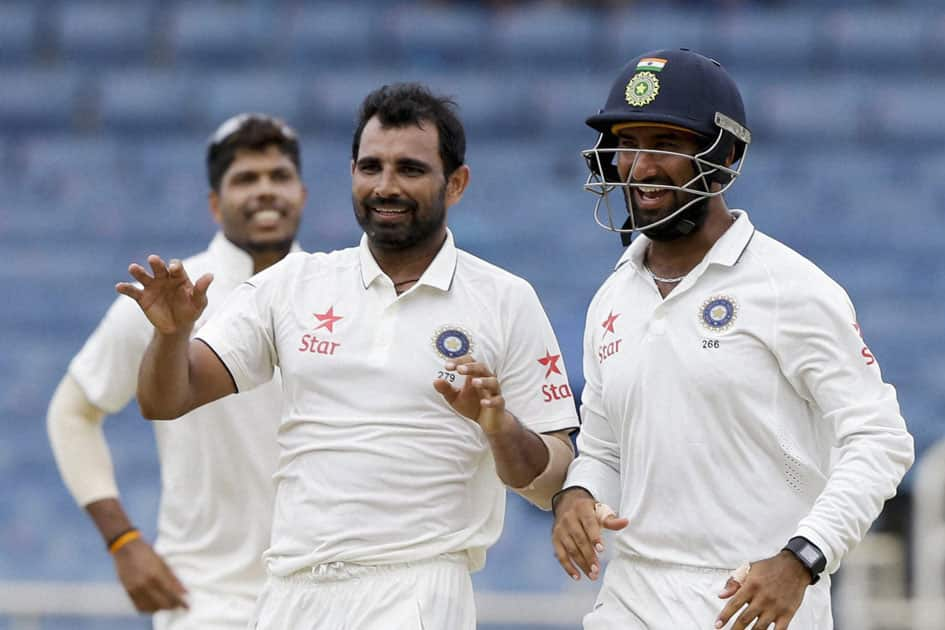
[583,554,833,629]
[153,589,256,630]
[249,553,476,630]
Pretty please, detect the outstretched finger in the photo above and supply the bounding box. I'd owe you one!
[147,255,168,279]
[127,263,154,287]
[116,282,143,301]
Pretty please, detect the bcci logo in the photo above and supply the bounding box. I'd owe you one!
[625,71,660,107]
[700,295,738,333]
[432,325,473,359]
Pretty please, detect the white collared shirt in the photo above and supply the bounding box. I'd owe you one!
[197,229,579,575]
[565,211,913,573]
[70,233,296,601]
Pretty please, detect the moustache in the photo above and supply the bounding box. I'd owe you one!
[363,196,417,212]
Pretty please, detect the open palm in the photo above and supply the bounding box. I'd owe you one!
[116,255,213,335]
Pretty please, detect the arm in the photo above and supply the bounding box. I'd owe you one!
[433,356,571,500]
[116,255,235,419]
[47,374,187,612]
[718,281,914,630]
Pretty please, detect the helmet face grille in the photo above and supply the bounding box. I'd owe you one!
[581,128,749,237]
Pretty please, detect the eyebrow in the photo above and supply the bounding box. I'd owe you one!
[356,156,432,170]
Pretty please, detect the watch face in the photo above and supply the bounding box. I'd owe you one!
[798,545,820,566]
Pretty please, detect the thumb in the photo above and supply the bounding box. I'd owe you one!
[718,577,740,599]
[432,378,457,403]
[601,515,630,531]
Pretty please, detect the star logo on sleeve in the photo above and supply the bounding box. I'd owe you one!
[537,350,562,379]
[313,306,343,333]
[602,310,620,336]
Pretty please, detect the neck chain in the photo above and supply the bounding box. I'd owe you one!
[643,262,687,284]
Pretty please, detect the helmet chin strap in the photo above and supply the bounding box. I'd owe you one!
[620,193,711,246]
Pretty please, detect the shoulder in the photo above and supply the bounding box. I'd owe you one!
[455,249,536,298]
[744,231,852,311]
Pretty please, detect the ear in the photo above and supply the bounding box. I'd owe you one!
[444,164,470,208]
[350,158,356,176]
[208,189,223,226]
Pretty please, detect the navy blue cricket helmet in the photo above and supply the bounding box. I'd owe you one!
[582,48,751,243]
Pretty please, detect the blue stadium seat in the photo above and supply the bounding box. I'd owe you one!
[716,10,820,73]
[490,5,601,70]
[57,2,156,65]
[423,71,539,139]
[98,70,203,133]
[819,9,926,71]
[750,78,867,145]
[279,3,382,71]
[533,72,613,145]
[0,2,36,64]
[0,69,83,131]
[298,71,403,137]
[605,8,719,66]
[383,4,489,70]
[203,73,303,133]
[166,3,276,68]
[867,84,945,145]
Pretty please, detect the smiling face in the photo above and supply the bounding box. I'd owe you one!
[615,124,706,230]
[351,116,467,253]
[209,144,306,255]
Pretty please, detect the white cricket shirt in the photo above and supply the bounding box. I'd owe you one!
[196,229,579,576]
[70,233,288,601]
[566,211,913,573]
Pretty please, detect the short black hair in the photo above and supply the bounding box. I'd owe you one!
[206,114,301,191]
[352,83,466,177]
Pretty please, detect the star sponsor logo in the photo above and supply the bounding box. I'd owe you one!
[598,309,623,364]
[537,350,562,378]
[313,306,343,333]
[602,310,620,336]
[298,305,343,355]
[853,322,876,366]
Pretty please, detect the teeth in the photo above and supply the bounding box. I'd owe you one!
[252,209,282,224]
[375,207,407,213]
[637,186,663,193]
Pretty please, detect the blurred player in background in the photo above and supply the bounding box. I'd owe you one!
[47,114,307,629]
[116,82,579,630]
[551,49,914,629]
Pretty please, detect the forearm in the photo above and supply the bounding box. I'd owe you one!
[47,375,120,506]
[137,329,197,419]
[486,412,550,489]
[86,498,137,545]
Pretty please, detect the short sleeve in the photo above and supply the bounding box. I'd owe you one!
[68,295,153,414]
[195,278,279,394]
[496,281,579,435]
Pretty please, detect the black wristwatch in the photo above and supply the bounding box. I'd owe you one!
[782,536,826,585]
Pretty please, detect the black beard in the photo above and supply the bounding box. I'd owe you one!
[353,191,446,251]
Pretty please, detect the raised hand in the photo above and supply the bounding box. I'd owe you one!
[552,488,629,581]
[116,255,213,335]
[113,538,189,613]
[432,355,506,433]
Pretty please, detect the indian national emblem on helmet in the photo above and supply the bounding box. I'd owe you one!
[625,72,660,107]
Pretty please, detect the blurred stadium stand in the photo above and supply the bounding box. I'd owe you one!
[1,1,943,628]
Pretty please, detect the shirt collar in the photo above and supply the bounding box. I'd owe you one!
[208,232,303,281]
[615,209,756,272]
[358,228,458,292]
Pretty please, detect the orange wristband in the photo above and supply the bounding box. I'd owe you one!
[108,529,141,554]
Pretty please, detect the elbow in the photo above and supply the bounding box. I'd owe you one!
[136,397,180,421]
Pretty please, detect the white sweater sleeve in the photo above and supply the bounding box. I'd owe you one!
[563,300,621,510]
[775,279,914,573]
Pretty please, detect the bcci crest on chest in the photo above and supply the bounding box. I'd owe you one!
[432,326,474,359]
